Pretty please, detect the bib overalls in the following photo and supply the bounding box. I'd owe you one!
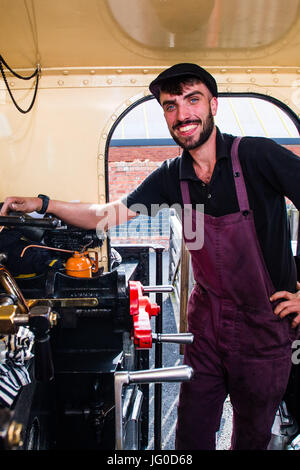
[175,138,295,450]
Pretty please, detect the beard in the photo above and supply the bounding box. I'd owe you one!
[170,109,215,151]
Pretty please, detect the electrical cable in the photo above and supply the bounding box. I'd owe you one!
[0,54,40,114]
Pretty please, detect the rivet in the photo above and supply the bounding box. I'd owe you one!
[273,78,279,83]
[143,69,149,74]
[102,134,107,139]
[58,80,64,86]
[9,81,15,87]
[111,114,117,121]
[63,70,69,75]
[116,69,122,74]
[126,100,132,106]
[83,80,89,85]
[271,68,278,74]
[250,77,256,83]
[130,78,136,84]
[220,69,227,73]
[246,69,252,74]
[226,77,232,83]
[107,79,112,84]
[226,87,232,92]
[98,154,104,160]
[90,70,96,75]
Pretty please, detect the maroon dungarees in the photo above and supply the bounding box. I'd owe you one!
[175,137,295,450]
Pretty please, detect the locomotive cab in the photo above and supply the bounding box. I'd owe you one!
[0,0,299,451]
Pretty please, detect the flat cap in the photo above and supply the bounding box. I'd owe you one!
[149,63,218,103]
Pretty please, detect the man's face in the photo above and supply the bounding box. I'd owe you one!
[160,82,217,151]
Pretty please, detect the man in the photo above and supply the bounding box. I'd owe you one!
[1,63,300,450]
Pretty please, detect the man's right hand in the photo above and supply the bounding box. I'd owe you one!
[0,196,43,216]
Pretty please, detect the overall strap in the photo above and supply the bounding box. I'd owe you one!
[230,137,250,212]
[180,180,191,205]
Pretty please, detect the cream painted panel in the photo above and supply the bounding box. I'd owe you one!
[0,67,298,207]
[0,84,142,202]
[0,0,300,68]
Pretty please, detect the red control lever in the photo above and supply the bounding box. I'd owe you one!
[129,281,160,349]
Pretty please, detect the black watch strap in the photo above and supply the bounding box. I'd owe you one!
[37,194,50,214]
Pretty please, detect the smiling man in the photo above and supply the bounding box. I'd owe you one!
[1,63,300,450]
[160,80,216,150]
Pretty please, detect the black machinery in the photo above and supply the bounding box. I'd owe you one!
[0,211,193,450]
[1,210,300,450]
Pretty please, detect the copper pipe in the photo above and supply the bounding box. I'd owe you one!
[0,265,29,314]
[20,244,74,258]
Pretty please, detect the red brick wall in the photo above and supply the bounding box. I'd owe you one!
[108,160,159,201]
[108,146,181,202]
[108,146,182,247]
[286,146,300,157]
[108,146,181,163]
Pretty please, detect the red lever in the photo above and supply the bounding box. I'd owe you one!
[129,281,160,349]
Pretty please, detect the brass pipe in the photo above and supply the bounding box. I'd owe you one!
[0,265,29,314]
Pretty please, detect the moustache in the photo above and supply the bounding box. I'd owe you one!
[172,119,202,131]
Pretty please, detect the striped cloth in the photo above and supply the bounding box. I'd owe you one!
[0,327,34,407]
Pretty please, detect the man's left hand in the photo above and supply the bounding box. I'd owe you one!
[270,282,300,328]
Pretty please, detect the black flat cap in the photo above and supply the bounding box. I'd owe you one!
[149,63,218,103]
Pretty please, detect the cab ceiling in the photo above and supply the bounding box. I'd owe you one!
[0,0,300,70]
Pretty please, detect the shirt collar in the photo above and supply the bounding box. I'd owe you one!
[179,127,230,181]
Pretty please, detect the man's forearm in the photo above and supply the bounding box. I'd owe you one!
[0,196,137,231]
[46,200,106,230]
[49,199,137,230]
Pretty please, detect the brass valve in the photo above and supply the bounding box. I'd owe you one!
[0,305,26,334]
[7,421,23,449]
[0,304,57,334]
[0,264,58,335]
[0,266,56,382]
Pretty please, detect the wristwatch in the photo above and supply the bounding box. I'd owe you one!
[37,194,50,214]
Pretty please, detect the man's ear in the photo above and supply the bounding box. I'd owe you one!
[210,97,218,117]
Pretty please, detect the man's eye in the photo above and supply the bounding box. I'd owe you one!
[166,105,175,112]
[190,97,199,103]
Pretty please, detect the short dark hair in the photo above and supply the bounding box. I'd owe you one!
[159,75,208,98]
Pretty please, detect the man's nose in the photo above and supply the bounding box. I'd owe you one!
[176,104,190,123]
